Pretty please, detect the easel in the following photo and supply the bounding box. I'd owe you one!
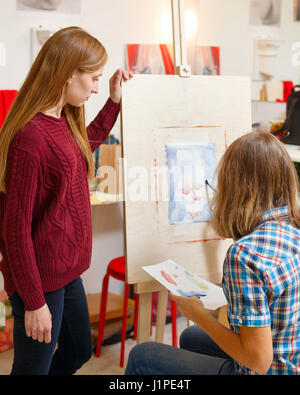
[122,0,243,344]
[134,0,194,344]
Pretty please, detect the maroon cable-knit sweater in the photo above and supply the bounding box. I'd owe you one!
[0,98,120,311]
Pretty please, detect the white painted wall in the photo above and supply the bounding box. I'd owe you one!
[196,0,300,99]
[1,0,300,295]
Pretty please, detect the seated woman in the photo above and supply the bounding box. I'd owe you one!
[125,131,300,375]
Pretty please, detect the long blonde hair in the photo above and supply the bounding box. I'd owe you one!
[211,131,300,240]
[0,26,108,193]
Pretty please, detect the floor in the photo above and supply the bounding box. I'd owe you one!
[0,316,188,375]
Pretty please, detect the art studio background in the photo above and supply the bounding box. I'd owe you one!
[1,0,300,366]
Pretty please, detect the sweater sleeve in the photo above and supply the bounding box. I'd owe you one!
[3,145,45,311]
[87,97,120,153]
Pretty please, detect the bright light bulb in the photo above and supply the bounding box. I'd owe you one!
[160,8,198,43]
[185,10,198,40]
[160,12,173,43]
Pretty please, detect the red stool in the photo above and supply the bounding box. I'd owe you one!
[95,256,178,367]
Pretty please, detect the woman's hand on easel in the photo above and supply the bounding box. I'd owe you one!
[25,304,52,344]
[109,68,133,104]
[170,293,208,325]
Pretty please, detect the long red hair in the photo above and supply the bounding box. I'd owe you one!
[0,26,108,193]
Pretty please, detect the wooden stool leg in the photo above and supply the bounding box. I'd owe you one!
[120,283,130,367]
[95,273,109,358]
[155,290,168,343]
[137,292,152,344]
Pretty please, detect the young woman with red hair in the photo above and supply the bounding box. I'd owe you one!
[0,26,132,375]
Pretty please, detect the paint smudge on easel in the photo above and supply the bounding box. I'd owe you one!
[169,237,226,245]
[153,159,159,215]
[153,158,162,233]
[159,125,221,129]
[224,130,228,150]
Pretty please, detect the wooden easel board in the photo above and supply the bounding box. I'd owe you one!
[121,74,252,286]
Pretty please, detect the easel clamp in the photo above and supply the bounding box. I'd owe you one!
[176,65,192,78]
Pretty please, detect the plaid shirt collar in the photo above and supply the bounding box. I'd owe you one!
[260,206,289,225]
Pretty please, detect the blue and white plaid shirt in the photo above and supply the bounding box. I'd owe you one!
[222,206,300,375]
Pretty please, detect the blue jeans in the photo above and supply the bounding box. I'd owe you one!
[9,277,92,375]
[125,325,235,375]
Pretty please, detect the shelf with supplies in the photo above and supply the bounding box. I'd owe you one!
[90,142,123,206]
[90,191,122,206]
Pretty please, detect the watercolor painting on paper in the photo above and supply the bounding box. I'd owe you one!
[166,143,216,225]
[143,260,227,310]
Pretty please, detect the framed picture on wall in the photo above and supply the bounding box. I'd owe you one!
[126,44,174,75]
[249,0,281,27]
[294,0,300,21]
[16,0,81,15]
[125,44,220,76]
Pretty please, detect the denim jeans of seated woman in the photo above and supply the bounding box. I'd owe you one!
[9,277,92,375]
[125,325,236,375]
